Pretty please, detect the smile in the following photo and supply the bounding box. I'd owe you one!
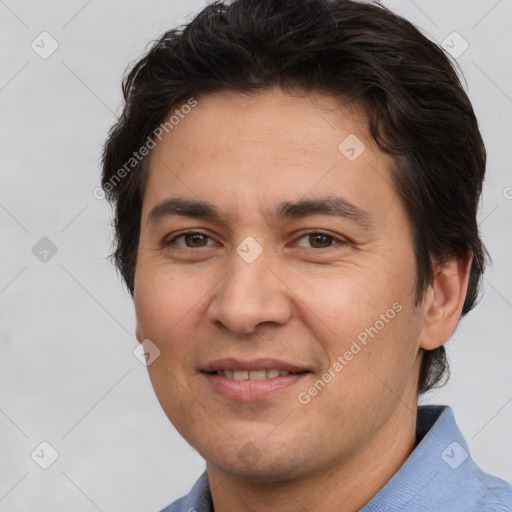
[213,369,294,380]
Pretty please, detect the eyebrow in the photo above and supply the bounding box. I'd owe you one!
[147,196,373,228]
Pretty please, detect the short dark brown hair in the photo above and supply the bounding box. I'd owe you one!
[101,0,488,395]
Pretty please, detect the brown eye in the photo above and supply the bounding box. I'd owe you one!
[308,233,334,248]
[166,231,213,248]
[294,231,345,249]
[183,233,209,247]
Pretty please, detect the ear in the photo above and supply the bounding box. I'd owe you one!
[135,324,143,343]
[418,250,473,351]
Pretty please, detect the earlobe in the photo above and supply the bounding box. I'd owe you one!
[419,250,473,351]
[135,324,143,343]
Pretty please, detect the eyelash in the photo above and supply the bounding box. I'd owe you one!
[165,229,346,250]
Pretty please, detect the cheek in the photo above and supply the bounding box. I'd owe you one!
[134,270,201,432]
[134,262,194,339]
[144,358,202,448]
[134,264,216,386]
[296,265,420,394]
[291,265,403,343]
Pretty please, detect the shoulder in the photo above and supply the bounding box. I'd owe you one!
[469,469,512,511]
[424,405,512,511]
[158,496,186,512]
[157,471,211,512]
[159,496,199,512]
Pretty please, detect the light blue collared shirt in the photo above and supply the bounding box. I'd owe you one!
[159,405,512,511]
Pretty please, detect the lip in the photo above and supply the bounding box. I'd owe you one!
[201,357,309,373]
[200,357,311,401]
[201,372,309,401]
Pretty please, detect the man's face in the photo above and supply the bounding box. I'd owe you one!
[134,89,428,480]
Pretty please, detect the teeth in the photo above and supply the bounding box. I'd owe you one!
[215,369,294,380]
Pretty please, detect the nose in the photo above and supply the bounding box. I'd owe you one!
[206,249,293,335]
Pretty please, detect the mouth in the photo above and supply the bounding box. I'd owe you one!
[200,358,311,401]
[208,369,307,380]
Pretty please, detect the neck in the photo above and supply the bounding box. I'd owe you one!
[207,404,418,512]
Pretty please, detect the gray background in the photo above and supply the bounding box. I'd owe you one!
[1,0,511,510]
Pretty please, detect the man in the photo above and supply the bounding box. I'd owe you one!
[101,0,512,510]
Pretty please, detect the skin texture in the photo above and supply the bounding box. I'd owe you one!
[134,88,472,512]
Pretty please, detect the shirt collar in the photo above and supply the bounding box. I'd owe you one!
[361,404,499,511]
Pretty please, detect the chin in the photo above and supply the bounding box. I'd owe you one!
[203,440,314,483]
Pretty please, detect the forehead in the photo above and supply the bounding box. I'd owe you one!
[142,88,401,227]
